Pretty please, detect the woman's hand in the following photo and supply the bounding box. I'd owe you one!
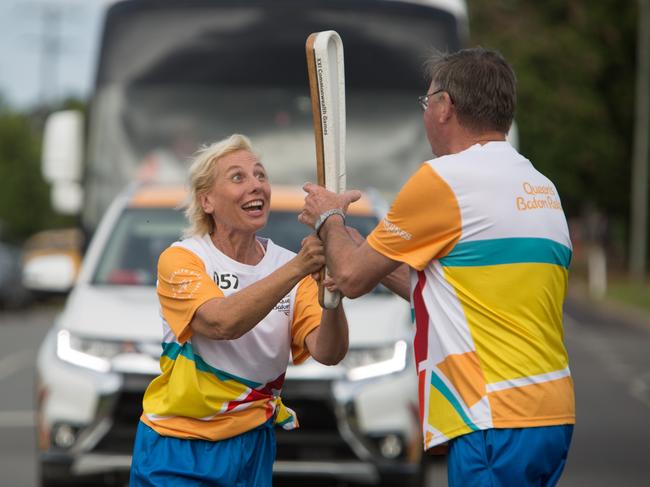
[295,234,326,277]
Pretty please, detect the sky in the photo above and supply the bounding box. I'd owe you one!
[0,0,106,109]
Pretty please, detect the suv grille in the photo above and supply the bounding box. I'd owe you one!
[93,390,146,453]
[90,377,357,461]
[276,381,357,461]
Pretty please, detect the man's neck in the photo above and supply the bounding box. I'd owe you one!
[445,129,506,155]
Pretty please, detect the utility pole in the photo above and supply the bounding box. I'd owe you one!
[20,1,74,107]
[38,4,62,105]
[630,0,650,281]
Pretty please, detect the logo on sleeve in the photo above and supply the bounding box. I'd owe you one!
[382,218,412,240]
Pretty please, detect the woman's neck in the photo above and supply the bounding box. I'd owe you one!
[210,227,263,265]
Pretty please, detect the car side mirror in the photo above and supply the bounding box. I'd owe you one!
[42,110,85,215]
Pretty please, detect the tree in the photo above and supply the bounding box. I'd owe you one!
[0,99,74,242]
[468,1,638,257]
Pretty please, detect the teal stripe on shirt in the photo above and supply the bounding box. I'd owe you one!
[439,237,572,269]
[430,371,479,432]
[161,341,262,389]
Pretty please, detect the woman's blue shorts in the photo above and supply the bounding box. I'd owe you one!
[129,420,276,486]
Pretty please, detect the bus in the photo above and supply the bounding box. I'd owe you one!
[42,0,468,234]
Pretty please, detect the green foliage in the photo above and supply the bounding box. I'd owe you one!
[607,279,650,314]
[0,103,75,242]
[468,0,638,223]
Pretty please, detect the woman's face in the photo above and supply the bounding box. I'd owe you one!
[201,149,271,234]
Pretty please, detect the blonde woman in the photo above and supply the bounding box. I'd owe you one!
[130,134,349,486]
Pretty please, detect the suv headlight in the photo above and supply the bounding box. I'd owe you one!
[345,340,408,381]
[56,330,125,373]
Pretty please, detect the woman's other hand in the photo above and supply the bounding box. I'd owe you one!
[295,234,326,276]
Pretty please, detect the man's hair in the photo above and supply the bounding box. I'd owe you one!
[425,47,516,133]
[184,134,256,237]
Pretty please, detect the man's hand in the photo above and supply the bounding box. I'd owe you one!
[299,183,362,229]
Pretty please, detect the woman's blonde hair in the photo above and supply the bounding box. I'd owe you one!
[184,134,255,237]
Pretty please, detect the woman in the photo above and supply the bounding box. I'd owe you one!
[130,134,349,486]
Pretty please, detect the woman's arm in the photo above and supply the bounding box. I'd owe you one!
[190,236,325,340]
[379,263,410,301]
[304,305,349,366]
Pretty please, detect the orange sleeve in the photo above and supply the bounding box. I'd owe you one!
[367,163,461,271]
[157,246,224,344]
[290,276,322,365]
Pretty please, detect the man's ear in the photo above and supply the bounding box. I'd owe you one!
[439,93,454,123]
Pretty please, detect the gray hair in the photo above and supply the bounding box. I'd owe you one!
[184,134,256,237]
[425,47,516,133]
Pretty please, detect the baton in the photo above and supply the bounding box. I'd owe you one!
[305,30,346,309]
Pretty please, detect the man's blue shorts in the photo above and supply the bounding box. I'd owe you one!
[129,420,276,487]
[448,425,573,487]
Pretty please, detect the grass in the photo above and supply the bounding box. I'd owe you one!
[606,279,650,315]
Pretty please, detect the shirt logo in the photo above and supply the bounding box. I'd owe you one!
[516,181,562,211]
[168,268,203,298]
[274,296,291,316]
[382,218,412,240]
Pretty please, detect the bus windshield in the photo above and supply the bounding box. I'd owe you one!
[84,0,466,228]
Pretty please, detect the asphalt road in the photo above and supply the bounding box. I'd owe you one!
[1,299,649,487]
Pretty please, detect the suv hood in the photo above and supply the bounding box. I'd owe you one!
[60,285,161,342]
[60,285,412,346]
[343,293,412,346]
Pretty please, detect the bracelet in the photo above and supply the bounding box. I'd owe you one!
[314,208,346,236]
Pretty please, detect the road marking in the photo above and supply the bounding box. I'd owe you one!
[0,410,35,428]
[0,349,34,382]
[629,370,650,408]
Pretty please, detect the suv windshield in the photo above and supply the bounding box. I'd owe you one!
[93,208,186,286]
[93,207,380,287]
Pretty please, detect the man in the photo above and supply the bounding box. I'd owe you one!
[299,47,574,486]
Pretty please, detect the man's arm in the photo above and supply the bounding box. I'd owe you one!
[339,226,410,300]
[318,217,403,298]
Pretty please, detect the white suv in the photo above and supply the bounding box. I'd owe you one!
[34,183,421,486]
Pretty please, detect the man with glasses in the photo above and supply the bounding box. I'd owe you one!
[300,47,574,486]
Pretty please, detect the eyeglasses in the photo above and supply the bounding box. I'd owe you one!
[418,89,449,111]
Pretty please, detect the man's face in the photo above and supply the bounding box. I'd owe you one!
[422,81,442,156]
[201,149,271,234]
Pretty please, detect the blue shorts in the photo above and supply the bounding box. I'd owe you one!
[448,425,573,487]
[129,420,276,487]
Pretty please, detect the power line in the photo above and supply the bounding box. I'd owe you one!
[18,1,77,105]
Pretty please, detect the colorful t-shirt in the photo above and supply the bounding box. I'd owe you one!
[140,234,321,441]
[367,141,575,450]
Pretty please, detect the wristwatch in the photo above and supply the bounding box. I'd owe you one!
[314,208,346,236]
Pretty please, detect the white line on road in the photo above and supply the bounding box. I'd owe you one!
[0,349,35,382]
[0,410,35,428]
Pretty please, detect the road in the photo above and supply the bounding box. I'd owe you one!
[1,299,649,486]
